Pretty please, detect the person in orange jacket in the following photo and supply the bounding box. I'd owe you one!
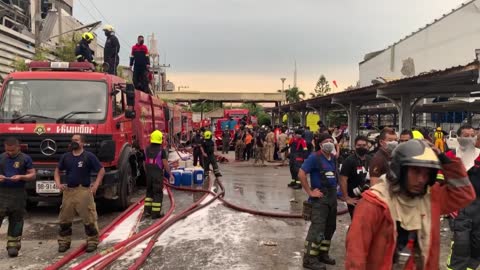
[345,140,475,270]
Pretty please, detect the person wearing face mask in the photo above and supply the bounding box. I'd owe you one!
[346,140,475,270]
[446,124,480,270]
[54,134,105,253]
[75,32,96,65]
[369,127,398,186]
[0,137,36,257]
[339,135,371,219]
[298,133,338,270]
[130,35,151,93]
[102,25,120,75]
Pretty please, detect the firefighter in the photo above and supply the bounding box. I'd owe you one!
[222,127,230,154]
[55,134,105,253]
[102,25,120,75]
[234,127,246,161]
[345,139,475,270]
[434,126,445,152]
[75,32,96,64]
[130,35,151,93]
[191,129,204,167]
[144,130,172,219]
[201,131,222,178]
[447,124,480,270]
[0,137,36,257]
[265,127,275,162]
[286,129,308,189]
[298,133,338,270]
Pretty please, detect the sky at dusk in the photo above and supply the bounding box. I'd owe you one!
[74,0,467,94]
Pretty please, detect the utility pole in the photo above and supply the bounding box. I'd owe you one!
[34,0,42,49]
[56,0,63,41]
[280,78,286,91]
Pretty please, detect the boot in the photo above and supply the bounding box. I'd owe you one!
[292,182,302,190]
[7,247,18,258]
[287,180,296,187]
[318,241,336,265]
[58,243,70,253]
[318,253,336,265]
[85,243,97,253]
[303,254,326,270]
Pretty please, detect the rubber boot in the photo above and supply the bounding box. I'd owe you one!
[318,240,336,265]
[303,242,326,270]
[58,243,70,253]
[287,180,296,187]
[292,181,302,190]
[7,247,18,258]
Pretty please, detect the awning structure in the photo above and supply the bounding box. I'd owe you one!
[266,60,480,147]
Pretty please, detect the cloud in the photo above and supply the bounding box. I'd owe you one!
[74,0,467,92]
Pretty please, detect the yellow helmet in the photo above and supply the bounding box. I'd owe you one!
[436,127,442,131]
[102,24,114,32]
[412,130,424,140]
[204,130,212,140]
[150,130,163,144]
[82,32,94,41]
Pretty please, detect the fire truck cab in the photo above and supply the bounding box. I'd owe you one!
[0,61,162,209]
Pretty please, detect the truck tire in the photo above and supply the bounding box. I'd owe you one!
[114,150,134,210]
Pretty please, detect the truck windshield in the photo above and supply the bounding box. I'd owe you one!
[0,80,107,123]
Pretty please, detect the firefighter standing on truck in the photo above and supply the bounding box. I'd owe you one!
[102,25,120,75]
[55,134,105,253]
[0,137,36,257]
[130,35,151,92]
[345,139,475,270]
[287,129,308,189]
[447,124,480,270]
[144,130,172,219]
[75,32,96,64]
[298,133,338,270]
[434,126,445,152]
[201,131,222,178]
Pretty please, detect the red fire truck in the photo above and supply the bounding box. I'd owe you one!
[0,61,184,209]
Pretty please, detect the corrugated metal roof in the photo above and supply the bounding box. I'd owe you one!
[360,0,476,65]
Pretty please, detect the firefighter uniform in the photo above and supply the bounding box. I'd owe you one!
[235,129,246,161]
[434,127,445,152]
[287,134,308,189]
[0,152,34,257]
[191,132,204,167]
[202,131,222,177]
[265,130,275,162]
[222,129,230,154]
[57,150,103,253]
[447,149,480,270]
[301,151,338,269]
[75,32,95,64]
[144,130,168,219]
[103,25,120,75]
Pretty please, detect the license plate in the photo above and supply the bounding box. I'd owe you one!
[36,181,60,194]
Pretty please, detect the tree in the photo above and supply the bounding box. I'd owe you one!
[54,35,80,62]
[313,74,331,97]
[284,87,305,103]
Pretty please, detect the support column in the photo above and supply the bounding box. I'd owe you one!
[400,94,412,132]
[270,112,275,126]
[300,110,306,126]
[288,112,293,127]
[377,114,381,127]
[348,102,359,148]
[467,112,473,125]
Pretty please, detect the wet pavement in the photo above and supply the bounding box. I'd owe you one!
[0,151,454,269]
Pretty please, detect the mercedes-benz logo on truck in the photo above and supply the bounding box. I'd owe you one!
[40,139,57,156]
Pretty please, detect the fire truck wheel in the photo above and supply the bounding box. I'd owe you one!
[114,152,133,210]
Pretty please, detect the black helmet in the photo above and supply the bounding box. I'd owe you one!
[389,140,441,192]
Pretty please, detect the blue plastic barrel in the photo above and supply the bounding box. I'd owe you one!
[181,170,193,186]
[193,168,204,185]
[171,170,183,186]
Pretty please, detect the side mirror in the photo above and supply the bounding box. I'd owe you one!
[97,140,115,162]
[125,109,136,119]
[126,83,135,106]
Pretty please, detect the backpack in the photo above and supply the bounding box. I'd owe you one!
[144,146,164,169]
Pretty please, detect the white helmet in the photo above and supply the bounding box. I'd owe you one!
[102,24,114,32]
